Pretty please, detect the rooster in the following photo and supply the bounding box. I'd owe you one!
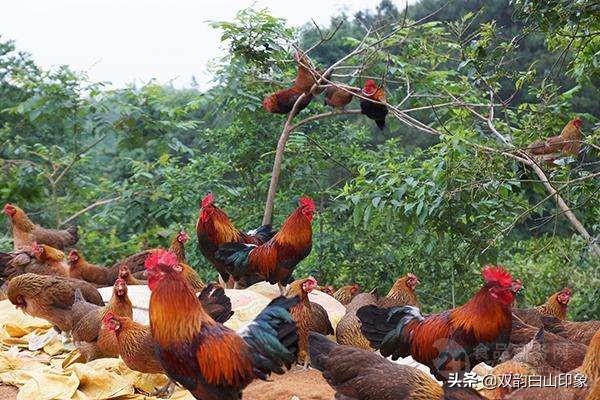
[262,51,320,115]
[309,332,486,400]
[215,196,314,295]
[146,249,299,400]
[286,277,333,369]
[359,79,388,130]
[196,193,275,288]
[528,117,584,160]
[7,273,104,332]
[358,265,521,380]
[3,203,78,251]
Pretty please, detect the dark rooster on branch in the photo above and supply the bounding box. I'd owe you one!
[195,193,275,288]
[359,79,388,130]
[262,51,320,115]
[146,249,299,400]
[215,196,315,295]
[309,332,485,400]
[358,265,521,380]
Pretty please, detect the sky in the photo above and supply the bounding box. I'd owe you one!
[0,0,390,89]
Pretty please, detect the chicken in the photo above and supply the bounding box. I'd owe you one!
[215,196,314,295]
[324,86,355,109]
[506,328,600,400]
[29,242,69,276]
[506,328,561,376]
[285,277,333,369]
[333,284,360,305]
[542,315,600,345]
[513,287,572,327]
[68,248,154,287]
[69,278,133,361]
[262,51,319,115]
[528,117,584,159]
[479,358,537,400]
[195,192,275,288]
[104,282,234,376]
[117,264,147,285]
[506,318,587,373]
[336,291,379,350]
[146,249,299,400]
[336,273,420,350]
[317,285,334,296]
[3,203,78,251]
[7,273,103,332]
[1,245,67,280]
[309,332,485,400]
[358,265,521,380]
[359,79,388,130]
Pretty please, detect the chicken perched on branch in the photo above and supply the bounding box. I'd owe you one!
[324,86,356,109]
[337,273,420,350]
[70,278,133,361]
[196,193,275,288]
[513,287,572,327]
[215,196,314,294]
[3,203,78,251]
[333,284,360,305]
[146,250,299,400]
[309,332,485,400]
[7,273,103,332]
[358,265,521,380]
[359,79,388,130]
[262,51,320,115]
[527,117,584,160]
[286,277,333,369]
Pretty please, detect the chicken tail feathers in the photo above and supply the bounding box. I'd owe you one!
[307,332,336,372]
[238,296,299,380]
[375,119,386,130]
[357,305,423,359]
[66,226,79,245]
[198,283,234,323]
[248,224,276,243]
[214,243,255,277]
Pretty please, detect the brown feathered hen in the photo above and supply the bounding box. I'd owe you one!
[70,278,133,361]
[513,287,572,327]
[309,332,485,400]
[286,276,333,369]
[333,284,360,305]
[542,315,600,346]
[3,203,78,251]
[324,86,356,109]
[528,117,584,160]
[1,244,67,280]
[7,273,103,332]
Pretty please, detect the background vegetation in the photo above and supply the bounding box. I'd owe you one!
[1,0,599,318]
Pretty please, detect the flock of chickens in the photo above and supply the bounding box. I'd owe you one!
[0,51,593,400]
[1,193,598,400]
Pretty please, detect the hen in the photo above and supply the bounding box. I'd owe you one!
[7,273,103,332]
[1,244,68,280]
[358,265,521,380]
[333,284,360,305]
[147,249,299,400]
[68,248,152,287]
[286,277,333,369]
[337,273,419,350]
[3,203,78,251]
[324,86,356,109]
[70,278,133,361]
[309,332,485,400]
[528,117,584,159]
[196,193,275,288]
[215,196,314,294]
[542,315,600,345]
[359,80,388,130]
[513,287,571,327]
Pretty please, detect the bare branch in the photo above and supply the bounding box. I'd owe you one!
[60,196,121,226]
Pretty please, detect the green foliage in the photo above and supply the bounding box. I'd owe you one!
[1,1,599,318]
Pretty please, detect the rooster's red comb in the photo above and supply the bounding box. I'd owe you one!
[298,196,315,210]
[482,265,513,287]
[144,249,179,271]
[201,193,214,208]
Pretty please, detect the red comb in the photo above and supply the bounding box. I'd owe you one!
[299,196,315,210]
[201,193,214,208]
[482,265,513,287]
[114,278,126,286]
[144,249,178,271]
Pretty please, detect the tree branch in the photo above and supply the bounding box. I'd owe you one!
[59,196,121,226]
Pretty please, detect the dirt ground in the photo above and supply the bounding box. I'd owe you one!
[0,370,334,400]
